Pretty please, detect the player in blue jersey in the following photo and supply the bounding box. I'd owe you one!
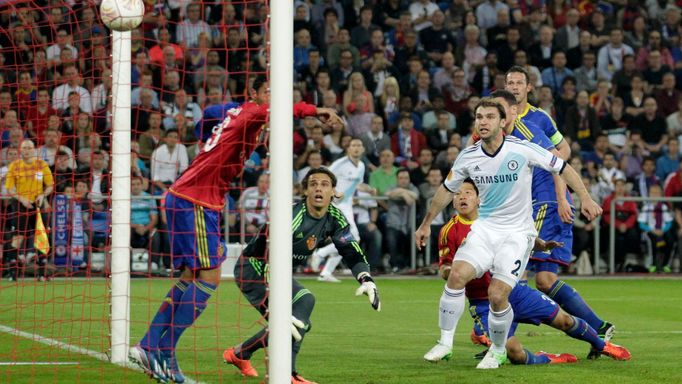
[505,68,617,358]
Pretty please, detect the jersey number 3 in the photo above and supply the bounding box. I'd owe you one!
[204,107,242,152]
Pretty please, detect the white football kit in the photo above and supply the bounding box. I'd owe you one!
[443,136,565,286]
[329,156,364,240]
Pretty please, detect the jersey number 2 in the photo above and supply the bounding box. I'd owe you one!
[204,107,242,152]
[511,260,522,276]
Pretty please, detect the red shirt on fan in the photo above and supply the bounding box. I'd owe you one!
[169,101,318,210]
[438,214,491,300]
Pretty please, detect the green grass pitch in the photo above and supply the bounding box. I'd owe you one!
[0,277,679,383]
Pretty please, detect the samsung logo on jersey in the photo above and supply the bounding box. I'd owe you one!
[473,174,519,184]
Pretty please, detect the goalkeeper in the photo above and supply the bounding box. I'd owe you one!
[223,167,381,384]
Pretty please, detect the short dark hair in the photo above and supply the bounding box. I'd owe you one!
[252,75,268,93]
[396,168,410,177]
[463,177,479,196]
[490,89,517,106]
[474,98,507,120]
[165,128,179,137]
[301,167,337,189]
[506,65,530,85]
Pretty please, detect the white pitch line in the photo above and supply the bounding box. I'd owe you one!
[0,362,80,366]
[0,324,208,384]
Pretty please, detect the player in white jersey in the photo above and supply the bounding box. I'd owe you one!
[415,99,602,369]
[313,138,376,282]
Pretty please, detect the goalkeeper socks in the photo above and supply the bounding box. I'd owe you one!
[320,254,342,277]
[236,328,268,360]
[438,285,465,348]
[548,280,604,330]
[565,316,605,350]
[315,243,337,259]
[158,279,215,352]
[140,280,190,350]
[488,305,513,355]
[523,349,550,365]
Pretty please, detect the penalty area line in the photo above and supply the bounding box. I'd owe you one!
[0,324,208,384]
[0,361,80,366]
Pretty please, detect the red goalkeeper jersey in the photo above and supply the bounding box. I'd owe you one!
[169,101,318,210]
[438,215,491,300]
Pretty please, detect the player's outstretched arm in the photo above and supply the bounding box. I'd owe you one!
[355,271,381,311]
[416,185,454,250]
[560,164,602,220]
[315,107,343,127]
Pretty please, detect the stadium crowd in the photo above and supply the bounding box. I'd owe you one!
[1,0,682,277]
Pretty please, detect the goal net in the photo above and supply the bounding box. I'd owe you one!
[0,0,272,382]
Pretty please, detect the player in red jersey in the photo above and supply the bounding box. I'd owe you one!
[424,179,631,365]
[129,75,343,383]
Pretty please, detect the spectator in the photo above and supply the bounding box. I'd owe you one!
[597,152,625,194]
[131,89,157,135]
[528,25,556,71]
[351,6,378,48]
[240,173,270,237]
[149,27,184,65]
[0,128,24,166]
[364,49,400,98]
[541,51,574,95]
[564,90,601,151]
[294,28,316,71]
[360,115,391,167]
[435,145,460,176]
[587,9,611,48]
[296,150,323,185]
[656,72,680,118]
[4,139,54,281]
[51,66,92,114]
[1,110,23,148]
[37,129,74,168]
[639,184,674,273]
[472,52,500,96]
[667,99,682,140]
[343,72,374,116]
[555,8,581,52]
[620,131,648,180]
[634,156,660,197]
[485,8,511,51]
[409,70,440,114]
[369,149,398,198]
[432,51,458,92]
[297,48,326,95]
[642,50,672,93]
[131,70,160,109]
[475,0,509,31]
[496,26,523,72]
[377,76,401,129]
[14,71,36,118]
[602,177,639,272]
[426,110,455,152]
[567,30,595,70]
[162,90,202,130]
[631,97,668,154]
[590,80,613,119]
[597,29,635,82]
[138,112,165,161]
[52,150,73,193]
[457,25,487,84]
[624,15,648,51]
[25,89,57,141]
[77,132,109,169]
[353,190,382,272]
[330,49,357,93]
[391,112,427,168]
[394,29,428,74]
[150,129,189,195]
[409,0,440,32]
[419,10,455,67]
[323,119,346,160]
[636,30,675,72]
[574,51,598,93]
[385,168,419,272]
[46,28,78,68]
[327,29,360,69]
[611,55,639,99]
[409,148,433,187]
[623,75,647,117]
[176,3,213,49]
[91,68,112,113]
[422,97,456,131]
[443,68,473,117]
[130,176,158,249]
[656,138,680,181]
[600,97,630,153]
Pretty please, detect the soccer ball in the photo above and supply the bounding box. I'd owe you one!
[99,0,145,32]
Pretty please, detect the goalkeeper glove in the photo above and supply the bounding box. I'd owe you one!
[355,272,381,311]
[291,316,306,342]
